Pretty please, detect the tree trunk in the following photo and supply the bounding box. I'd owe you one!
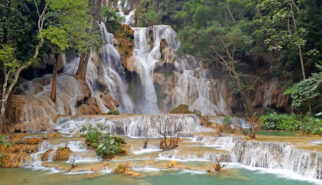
[298,46,306,80]
[232,69,256,139]
[51,55,59,102]
[75,52,90,80]
[0,69,9,133]
[0,99,7,133]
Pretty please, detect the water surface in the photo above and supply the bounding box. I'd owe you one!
[0,168,316,185]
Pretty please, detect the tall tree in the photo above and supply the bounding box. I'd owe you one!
[0,0,99,132]
[175,0,257,138]
[0,0,50,132]
[75,0,102,81]
[252,0,309,80]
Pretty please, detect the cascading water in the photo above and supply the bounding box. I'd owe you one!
[85,22,134,113]
[171,56,231,116]
[131,25,180,113]
[263,78,278,107]
[117,0,135,25]
[55,114,205,138]
[191,135,322,181]
[16,74,85,132]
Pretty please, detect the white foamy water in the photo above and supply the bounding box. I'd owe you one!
[132,148,162,155]
[55,114,202,138]
[131,25,180,113]
[196,135,322,182]
[85,22,134,113]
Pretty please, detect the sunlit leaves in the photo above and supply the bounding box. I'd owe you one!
[41,27,68,51]
[0,45,20,71]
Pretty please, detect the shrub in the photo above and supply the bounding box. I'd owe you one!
[224,116,232,127]
[169,104,192,114]
[108,109,120,115]
[83,127,126,158]
[260,112,322,135]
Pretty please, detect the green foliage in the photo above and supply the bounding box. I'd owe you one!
[224,116,232,126]
[0,45,20,71]
[0,0,39,62]
[108,110,120,115]
[260,112,322,135]
[41,0,98,54]
[135,0,189,27]
[251,0,306,52]
[82,127,125,158]
[139,10,158,26]
[102,7,122,22]
[41,27,69,51]
[285,68,322,110]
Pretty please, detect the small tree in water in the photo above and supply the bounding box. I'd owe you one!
[157,117,183,151]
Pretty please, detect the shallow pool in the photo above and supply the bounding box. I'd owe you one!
[0,168,317,185]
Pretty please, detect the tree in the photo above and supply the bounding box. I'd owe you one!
[285,63,322,113]
[252,0,309,80]
[157,117,182,151]
[176,0,257,138]
[0,0,49,133]
[41,0,97,101]
[0,0,100,132]
[75,0,102,81]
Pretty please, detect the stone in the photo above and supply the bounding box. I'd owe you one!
[167,161,178,168]
[40,149,54,161]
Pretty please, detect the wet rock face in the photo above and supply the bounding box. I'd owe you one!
[106,23,134,72]
[251,79,291,112]
[5,74,116,133]
[0,136,42,168]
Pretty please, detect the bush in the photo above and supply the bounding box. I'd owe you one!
[83,127,126,158]
[108,110,120,115]
[260,113,322,135]
[169,104,192,114]
[224,116,232,127]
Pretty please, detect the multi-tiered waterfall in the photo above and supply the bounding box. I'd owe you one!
[4,1,321,184]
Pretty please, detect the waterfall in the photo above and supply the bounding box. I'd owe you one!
[85,22,134,113]
[132,25,180,113]
[264,78,278,107]
[196,135,322,180]
[55,114,207,138]
[16,74,85,132]
[115,0,135,26]
[171,56,231,116]
[25,140,102,172]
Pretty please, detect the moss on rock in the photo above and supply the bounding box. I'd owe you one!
[105,22,134,70]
